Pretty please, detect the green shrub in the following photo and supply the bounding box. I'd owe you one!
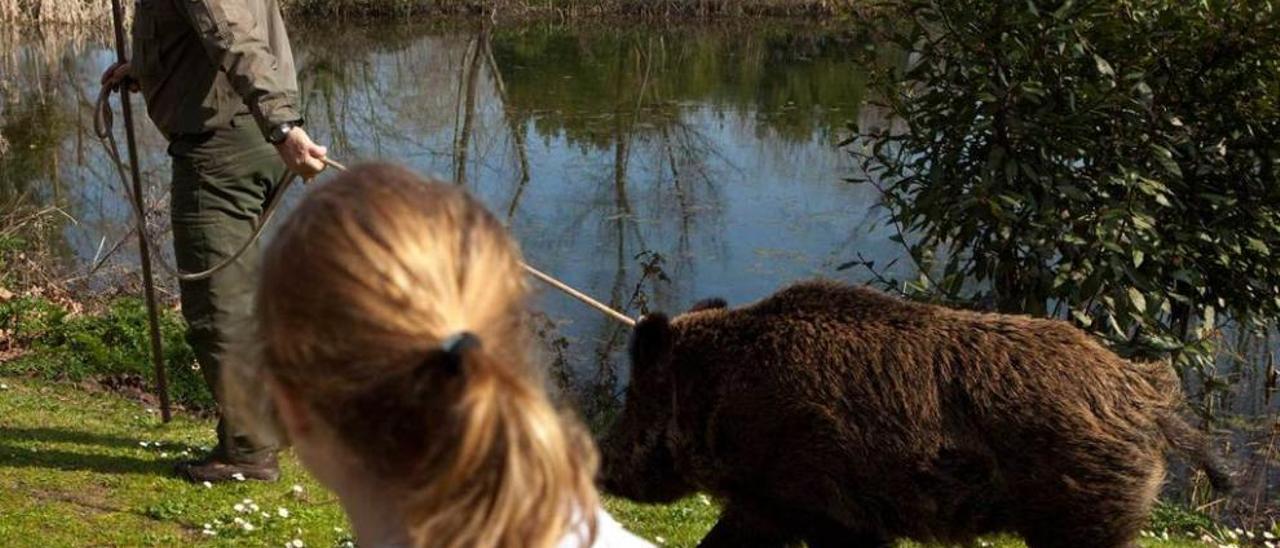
[1149,502,1217,536]
[851,1,1280,381]
[1,296,212,408]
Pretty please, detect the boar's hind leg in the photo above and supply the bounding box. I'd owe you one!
[697,503,799,548]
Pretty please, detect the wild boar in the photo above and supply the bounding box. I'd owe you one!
[602,279,1230,548]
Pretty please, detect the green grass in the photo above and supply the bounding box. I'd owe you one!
[0,374,1235,547]
[0,375,718,546]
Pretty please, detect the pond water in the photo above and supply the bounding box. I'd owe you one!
[6,18,1280,508]
[0,22,909,397]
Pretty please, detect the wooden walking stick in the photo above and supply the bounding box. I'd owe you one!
[109,0,172,422]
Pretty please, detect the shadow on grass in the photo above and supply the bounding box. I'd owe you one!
[0,426,176,477]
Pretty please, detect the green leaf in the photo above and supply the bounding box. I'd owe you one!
[1149,144,1182,177]
[1052,0,1077,19]
[1133,81,1154,107]
[1247,237,1270,256]
[1128,287,1148,313]
[1094,54,1116,78]
[1071,310,1094,327]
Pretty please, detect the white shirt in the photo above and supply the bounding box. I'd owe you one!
[559,508,654,548]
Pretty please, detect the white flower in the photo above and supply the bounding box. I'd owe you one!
[286,540,305,548]
[233,517,246,525]
[1249,532,1257,539]
[160,452,169,458]
[232,472,246,482]
[655,536,666,545]
[698,494,711,506]
[250,503,261,512]
[201,529,216,536]
[234,503,247,513]
[139,441,150,447]
[0,383,9,390]
[277,507,290,518]
[242,522,255,532]
[202,481,213,489]
[292,484,305,495]
[1267,531,1277,540]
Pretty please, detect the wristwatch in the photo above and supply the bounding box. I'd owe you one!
[267,120,303,144]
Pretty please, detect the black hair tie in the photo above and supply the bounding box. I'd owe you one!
[439,331,481,374]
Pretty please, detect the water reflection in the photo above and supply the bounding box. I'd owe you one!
[0,22,904,396]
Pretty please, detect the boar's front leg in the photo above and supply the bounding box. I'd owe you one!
[698,502,799,548]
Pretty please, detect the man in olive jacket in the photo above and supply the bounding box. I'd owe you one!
[102,0,326,483]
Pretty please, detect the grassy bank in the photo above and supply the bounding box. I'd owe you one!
[0,229,1250,547]
[0,0,860,24]
[0,376,723,546]
[0,214,1240,548]
[0,375,1237,547]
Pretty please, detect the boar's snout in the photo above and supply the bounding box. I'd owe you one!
[599,432,638,497]
[599,425,692,503]
[601,311,695,503]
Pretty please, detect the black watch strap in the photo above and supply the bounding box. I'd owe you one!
[268,120,304,144]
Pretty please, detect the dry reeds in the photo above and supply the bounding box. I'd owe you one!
[0,0,125,25]
[280,0,852,18]
[1,0,852,22]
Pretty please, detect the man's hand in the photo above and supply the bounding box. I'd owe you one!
[100,61,138,92]
[274,127,328,179]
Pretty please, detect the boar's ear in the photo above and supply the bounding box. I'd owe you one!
[688,298,727,313]
[630,313,674,372]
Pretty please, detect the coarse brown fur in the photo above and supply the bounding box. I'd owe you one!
[602,279,1230,548]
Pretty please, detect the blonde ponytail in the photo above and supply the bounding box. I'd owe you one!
[407,347,599,548]
[228,163,600,548]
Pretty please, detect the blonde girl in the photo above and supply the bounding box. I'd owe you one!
[226,163,651,548]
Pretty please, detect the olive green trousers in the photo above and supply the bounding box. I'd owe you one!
[168,115,281,465]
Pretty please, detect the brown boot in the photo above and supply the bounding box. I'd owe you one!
[175,454,280,483]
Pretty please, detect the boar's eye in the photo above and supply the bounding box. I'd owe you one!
[629,313,674,375]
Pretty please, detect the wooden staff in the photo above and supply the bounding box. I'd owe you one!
[110,0,172,422]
